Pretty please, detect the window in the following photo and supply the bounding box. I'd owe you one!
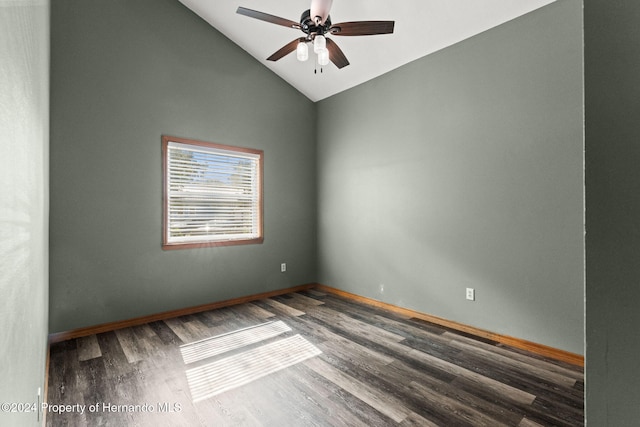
[162,136,263,249]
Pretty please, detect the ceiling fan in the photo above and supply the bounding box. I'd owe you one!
[236,0,395,69]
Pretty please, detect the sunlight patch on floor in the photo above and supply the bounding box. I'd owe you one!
[180,321,322,403]
[185,334,322,402]
[180,320,291,364]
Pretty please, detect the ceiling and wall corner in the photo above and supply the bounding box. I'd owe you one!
[178,0,556,102]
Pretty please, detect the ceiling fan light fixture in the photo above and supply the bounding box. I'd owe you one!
[313,34,326,54]
[318,48,329,66]
[296,41,309,61]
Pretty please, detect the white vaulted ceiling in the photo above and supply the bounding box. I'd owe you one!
[179,0,556,102]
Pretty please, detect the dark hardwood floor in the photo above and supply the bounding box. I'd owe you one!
[46,290,584,426]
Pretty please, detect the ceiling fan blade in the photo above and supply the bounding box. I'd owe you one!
[267,38,305,62]
[329,20,395,36]
[325,38,349,69]
[236,7,301,30]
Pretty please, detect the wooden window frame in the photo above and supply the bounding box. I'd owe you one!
[162,135,264,250]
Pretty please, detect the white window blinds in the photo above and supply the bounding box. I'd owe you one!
[163,137,263,248]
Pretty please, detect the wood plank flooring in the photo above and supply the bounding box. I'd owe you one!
[46,290,584,426]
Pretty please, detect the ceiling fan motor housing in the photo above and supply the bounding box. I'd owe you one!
[310,0,333,25]
[300,9,332,38]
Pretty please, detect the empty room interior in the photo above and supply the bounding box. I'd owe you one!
[2,0,640,426]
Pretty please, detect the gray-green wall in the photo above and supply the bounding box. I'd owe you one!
[317,0,584,354]
[0,1,49,426]
[49,0,317,332]
[585,0,640,424]
[23,0,640,422]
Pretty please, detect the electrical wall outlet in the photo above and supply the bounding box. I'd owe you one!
[281,263,286,273]
[466,288,475,301]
